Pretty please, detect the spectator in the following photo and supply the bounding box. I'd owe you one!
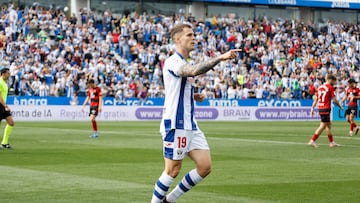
[31,77,41,96]
[213,83,222,98]
[292,75,301,99]
[137,85,148,105]
[307,80,316,99]
[18,77,30,96]
[0,3,357,102]
[70,92,79,105]
[227,85,237,99]
[242,85,250,99]
[281,88,292,99]
[235,85,243,99]
[255,85,264,99]
[39,80,50,97]
[263,87,270,99]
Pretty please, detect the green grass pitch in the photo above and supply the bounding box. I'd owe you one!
[1,121,360,203]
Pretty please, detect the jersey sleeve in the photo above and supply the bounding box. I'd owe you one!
[330,86,335,98]
[0,82,3,95]
[165,54,185,78]
[97,87,102,96]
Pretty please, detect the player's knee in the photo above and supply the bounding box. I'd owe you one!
[197,164,212,178]
[166,168,181,178]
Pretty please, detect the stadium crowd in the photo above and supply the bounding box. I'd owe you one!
[0,3,359,101]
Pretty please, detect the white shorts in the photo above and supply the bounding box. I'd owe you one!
[161,129,209,160]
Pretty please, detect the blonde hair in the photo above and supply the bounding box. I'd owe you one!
[170,24,192,41]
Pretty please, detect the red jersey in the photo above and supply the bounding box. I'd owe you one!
[87,87,102,107]
[345,87,360,107]
[316,83,335,110]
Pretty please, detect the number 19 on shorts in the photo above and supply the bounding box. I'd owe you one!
[177,136,187,148]
[173,133,189,160]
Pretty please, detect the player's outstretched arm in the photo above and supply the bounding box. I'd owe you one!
[333,97,344,110]
[350,95,360,102]
[178,49,241,77]
[340,94,347,105]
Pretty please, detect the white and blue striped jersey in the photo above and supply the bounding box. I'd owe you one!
[160,52,198,133]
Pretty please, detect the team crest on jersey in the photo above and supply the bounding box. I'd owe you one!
[90,92,97,98]
[177,149,183,156]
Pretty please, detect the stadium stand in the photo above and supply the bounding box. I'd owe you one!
[0,2,359,101]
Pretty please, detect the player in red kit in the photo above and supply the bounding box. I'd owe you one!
[308,74,343,148]
[340,78,360,136]
[81,79,102,138]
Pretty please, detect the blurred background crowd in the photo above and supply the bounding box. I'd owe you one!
[0,2,359,102]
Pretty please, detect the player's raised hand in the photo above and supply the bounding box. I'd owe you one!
[219,49,242,60]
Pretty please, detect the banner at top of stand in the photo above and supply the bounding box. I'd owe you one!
[191,0,360,9]
[6,96,314,107]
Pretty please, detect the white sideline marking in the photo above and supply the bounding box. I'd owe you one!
[212,137,360,148]
[16,126,360,148]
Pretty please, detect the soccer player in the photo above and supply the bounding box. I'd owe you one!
[0,67,14,149]
[340,78,360,136]
[308,74,343,148]
[150,23,240,203]
[81,79,102,138]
